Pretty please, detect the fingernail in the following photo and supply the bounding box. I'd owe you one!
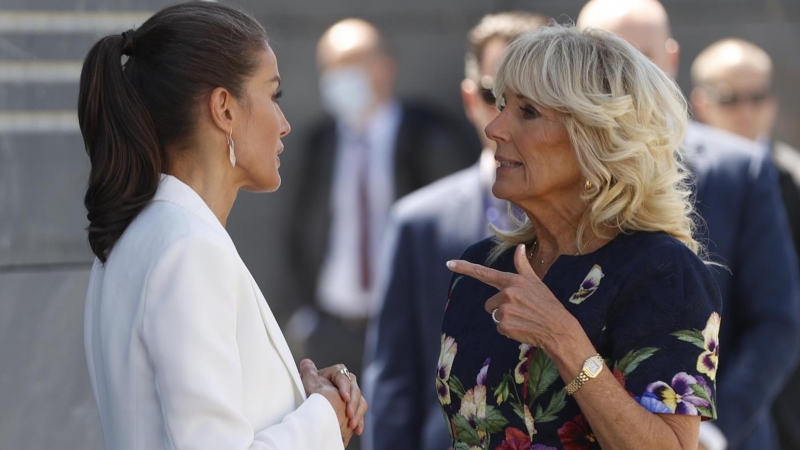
[446,261,457,269]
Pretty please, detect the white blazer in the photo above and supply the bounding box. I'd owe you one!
[84,175,343,450]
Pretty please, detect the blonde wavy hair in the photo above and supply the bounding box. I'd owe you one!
[488,24,702,263]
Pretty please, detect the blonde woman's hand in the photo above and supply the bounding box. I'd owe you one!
[299,359,355,446]
[446,244,581,353]
[317,364,368,435]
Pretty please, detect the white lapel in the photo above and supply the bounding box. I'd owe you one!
[248,274,307,400]
[154,174,306,399]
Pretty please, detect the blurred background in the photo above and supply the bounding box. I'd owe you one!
[1,0,798,448]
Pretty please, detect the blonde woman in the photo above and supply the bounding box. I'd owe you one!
[439,25,721,450]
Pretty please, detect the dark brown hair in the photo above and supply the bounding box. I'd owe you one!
[78,1,268,262]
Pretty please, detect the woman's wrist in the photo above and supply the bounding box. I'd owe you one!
[547,318,597,380]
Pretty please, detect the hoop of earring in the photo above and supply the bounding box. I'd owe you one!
[227,129,236,168]
[584,179,593,191]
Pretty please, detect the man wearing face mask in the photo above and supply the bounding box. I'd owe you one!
[287,19,476,437]
[360,12,548,450]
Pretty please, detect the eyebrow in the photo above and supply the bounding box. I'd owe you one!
[270,75,281,86]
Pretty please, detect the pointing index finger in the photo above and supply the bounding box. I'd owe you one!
[446,259,514,290]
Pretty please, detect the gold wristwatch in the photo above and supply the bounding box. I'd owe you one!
[564,354,604,395]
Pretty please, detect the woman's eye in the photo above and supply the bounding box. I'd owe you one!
[519,105,539,119]
[273,89,283,102]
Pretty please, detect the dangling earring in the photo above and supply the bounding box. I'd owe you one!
[585,179,593,191]
[227,129,236,167]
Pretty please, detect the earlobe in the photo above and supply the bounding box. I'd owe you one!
[461,79,479,123]
[689,88,708,122]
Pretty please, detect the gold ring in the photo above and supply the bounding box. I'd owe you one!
[339,367,352,379]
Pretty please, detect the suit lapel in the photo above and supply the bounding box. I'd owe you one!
[247,273,307,400]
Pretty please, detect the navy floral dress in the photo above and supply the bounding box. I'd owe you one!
[437,231,722,450]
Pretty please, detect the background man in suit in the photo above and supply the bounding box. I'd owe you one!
[690,38,800,450]
[361,12,548,450]
[286,20,476,450]
[578,1,800,449]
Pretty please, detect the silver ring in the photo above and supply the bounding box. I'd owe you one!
[491,308,500,325]
[339,367,352,379]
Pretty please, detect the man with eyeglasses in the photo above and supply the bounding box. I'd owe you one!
[579,1,800,449]
[361,11,548,450]
[691,38,800,263]
[691,38,800,450]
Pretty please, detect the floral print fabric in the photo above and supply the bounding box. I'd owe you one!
[438,232,722,450]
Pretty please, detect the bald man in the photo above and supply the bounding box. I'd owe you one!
[579,2,800,450]
[287,21,475,450]
[692,38,800,450]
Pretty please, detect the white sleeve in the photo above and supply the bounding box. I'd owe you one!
[699,422,728,450]
[142,236,343,450]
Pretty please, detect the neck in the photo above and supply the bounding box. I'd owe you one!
[167,148,239,227]
[518,189,593,258]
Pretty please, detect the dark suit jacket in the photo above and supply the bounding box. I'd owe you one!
[769,141,800,450]
[288,101,478,312]
[685,123,800,450]
[362,165,485,450]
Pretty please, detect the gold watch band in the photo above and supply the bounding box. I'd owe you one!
[564,354,603,396]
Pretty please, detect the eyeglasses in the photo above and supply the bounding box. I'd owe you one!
[706,86,774,107]
[478,75,496,106]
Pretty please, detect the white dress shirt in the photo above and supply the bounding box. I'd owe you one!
[84,175,342,450]
[316,101,402,319]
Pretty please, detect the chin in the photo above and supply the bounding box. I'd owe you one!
[241,173,281,193]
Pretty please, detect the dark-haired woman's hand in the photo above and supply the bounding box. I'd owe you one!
[317,364,368,435]
[299,359,356,446]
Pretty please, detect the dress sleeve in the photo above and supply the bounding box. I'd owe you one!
[606,241,723,421]
[142,236,343,450]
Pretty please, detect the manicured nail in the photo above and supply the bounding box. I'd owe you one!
[446,261,457,269]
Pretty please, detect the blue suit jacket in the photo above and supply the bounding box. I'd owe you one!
[685,122,800,450]
[363,165,486,450]
[363,123,800,450]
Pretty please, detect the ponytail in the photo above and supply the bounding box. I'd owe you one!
[77,30,163,263]
[77,2,268,263]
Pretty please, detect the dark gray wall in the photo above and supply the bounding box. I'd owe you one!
[1,1,798,448]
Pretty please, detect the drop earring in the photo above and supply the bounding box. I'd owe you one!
[227,129,236,167]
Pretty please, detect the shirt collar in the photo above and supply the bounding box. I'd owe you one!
[153,174,229,238]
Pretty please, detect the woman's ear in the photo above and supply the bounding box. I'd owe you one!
[208,87,235,133]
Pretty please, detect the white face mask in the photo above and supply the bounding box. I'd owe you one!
[319,66,374,125]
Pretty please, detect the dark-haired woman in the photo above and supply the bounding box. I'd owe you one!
[79,3,365,449]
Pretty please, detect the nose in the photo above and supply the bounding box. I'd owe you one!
[279,108,291,138]
[484,110,507,144]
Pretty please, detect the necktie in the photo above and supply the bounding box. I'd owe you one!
[357,136,371,290]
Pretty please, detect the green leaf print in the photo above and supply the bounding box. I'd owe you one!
[689,382,711,402]
[527,350,559,403]
[534,389,567,423]
[484,406,509,434]
[450,375,466,399]
[493,377,511,405]
[671,330,705,349]
[453,414,481,446]
[615,347,659,377]
[454,442,472,450]
[696,405,713,417]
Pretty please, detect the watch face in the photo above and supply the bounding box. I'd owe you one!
[585,358,602,376]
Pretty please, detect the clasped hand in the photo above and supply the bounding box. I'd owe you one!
[447,243,578,352]
[300,359,368,447]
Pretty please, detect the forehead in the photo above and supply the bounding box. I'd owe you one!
[480,38,509,77]
[256,44,279,77]
[708,67,771,89]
